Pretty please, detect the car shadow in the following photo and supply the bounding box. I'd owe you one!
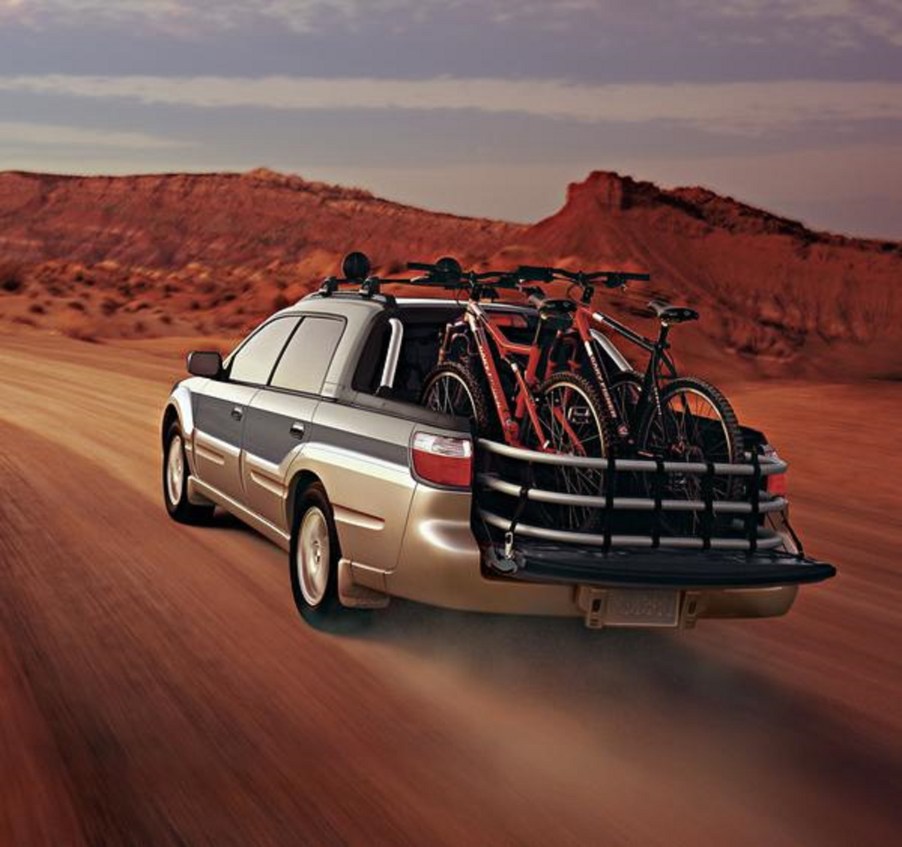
[199,510,901,836]
[318,598,902,838]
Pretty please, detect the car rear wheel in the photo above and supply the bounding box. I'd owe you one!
[163,422,214,524]
[290,483,342,621]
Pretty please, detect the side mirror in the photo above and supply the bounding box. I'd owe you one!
[187,350,223,378]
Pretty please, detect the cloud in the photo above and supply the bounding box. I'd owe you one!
[0,1,381,33]
[2,0,901,47]
[1,74,901,134]
[687,0,902,47]
[0,120,190,148]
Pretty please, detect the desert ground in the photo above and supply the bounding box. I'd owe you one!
[0,327,900,845]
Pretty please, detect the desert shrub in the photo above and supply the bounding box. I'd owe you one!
[272,293,289,310]
[0,262,25,293]
[58,311,100,342]
[28,303,45,315]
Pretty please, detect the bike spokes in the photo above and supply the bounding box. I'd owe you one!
[530,375,608,532]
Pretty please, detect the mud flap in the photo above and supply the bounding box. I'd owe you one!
[338,558,390,609]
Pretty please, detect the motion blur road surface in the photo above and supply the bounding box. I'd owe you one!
[1,332,900,846]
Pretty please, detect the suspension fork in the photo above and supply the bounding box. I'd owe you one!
[467,311,521,445]
[437,317,468,365]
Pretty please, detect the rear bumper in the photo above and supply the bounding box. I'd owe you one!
[483,541,836,589]
[349,484,819,626]
[344,472,835,626]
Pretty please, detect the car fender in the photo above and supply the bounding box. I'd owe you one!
[282,438,417,572]
[162,381,203,473]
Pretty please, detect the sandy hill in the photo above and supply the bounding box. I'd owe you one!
[0,167,898,379]
[504,171,902,378]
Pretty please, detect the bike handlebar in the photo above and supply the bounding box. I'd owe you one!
[406,259,520,297]
[517,265,650,288]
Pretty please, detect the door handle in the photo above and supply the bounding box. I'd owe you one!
[231,406,244,421]
[290,421,306,439]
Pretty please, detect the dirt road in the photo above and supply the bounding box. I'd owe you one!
[1,331,900,846]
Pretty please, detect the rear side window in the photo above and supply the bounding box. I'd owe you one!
[228,317,299,385]
[270,316,345,395]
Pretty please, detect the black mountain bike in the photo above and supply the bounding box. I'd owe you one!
[515,266,745,519]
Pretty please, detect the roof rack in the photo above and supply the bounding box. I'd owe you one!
[316,251,408,303]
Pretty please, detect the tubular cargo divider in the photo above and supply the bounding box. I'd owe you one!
[475,438,835,589]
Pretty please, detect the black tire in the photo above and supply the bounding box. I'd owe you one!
[289,483,342,622]
[163,422,215,524]
[420,361,494,435]
[525,371,611,532]
[638,377,744,530]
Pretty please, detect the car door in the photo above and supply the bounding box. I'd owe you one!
[241,315,345,529]
[192,316,299,502]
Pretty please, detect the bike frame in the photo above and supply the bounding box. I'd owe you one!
[550,300,679,448]
[438,298,589,453]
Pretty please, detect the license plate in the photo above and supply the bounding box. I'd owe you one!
[604,589,680,627]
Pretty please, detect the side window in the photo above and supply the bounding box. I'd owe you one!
[228,317,299,385]
[270,317,345,395]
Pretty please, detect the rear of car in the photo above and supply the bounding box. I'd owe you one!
[324,295,834,627]
[162,291,835,629]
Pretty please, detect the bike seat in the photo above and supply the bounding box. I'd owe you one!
[538,299,577,318]
[648,299,699,324]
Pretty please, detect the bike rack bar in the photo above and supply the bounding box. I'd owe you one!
[477,438,788,476]
[476,473,787,514]
[479,509,784,551]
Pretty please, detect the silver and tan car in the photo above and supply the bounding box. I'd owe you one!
[161,290,835,629]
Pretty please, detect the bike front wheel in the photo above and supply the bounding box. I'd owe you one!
[420,361,493,435]
[525,371,611,533]
[638,377,744,526]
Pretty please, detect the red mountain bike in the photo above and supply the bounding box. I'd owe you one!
[412,258,608,531]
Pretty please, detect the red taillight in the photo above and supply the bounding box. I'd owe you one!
[412,432,473,488]
[767,472,788,497]
[761,444,788,497]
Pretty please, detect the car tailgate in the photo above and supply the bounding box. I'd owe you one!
[484,541,835,589]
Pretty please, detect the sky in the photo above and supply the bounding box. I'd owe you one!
[0,1,901,238]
